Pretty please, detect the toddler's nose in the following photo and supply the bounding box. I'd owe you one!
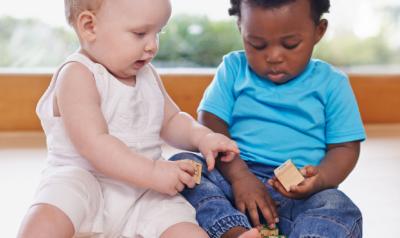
[265,48,283,64]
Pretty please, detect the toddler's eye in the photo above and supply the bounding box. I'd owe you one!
[283,42,300,50]
[248,41,267,50]
[252,44,266,50]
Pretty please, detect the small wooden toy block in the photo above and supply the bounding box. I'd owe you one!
[274,159,305,192]
[260,225,278,236]
[190,160,202,184]
[260,225,286,238]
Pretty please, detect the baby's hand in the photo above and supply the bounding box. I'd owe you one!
[150,159,196,196]
[268,165,324,199]
[198,133,239,171]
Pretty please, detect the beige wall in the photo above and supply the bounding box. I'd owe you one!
[1,72,399,131]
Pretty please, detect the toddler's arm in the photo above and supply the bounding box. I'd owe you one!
[269,141,361,199]
[318,141,360,187]
[198,110,279,228]
[55,63,195,195]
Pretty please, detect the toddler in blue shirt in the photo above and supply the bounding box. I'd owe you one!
[171,0,365,237]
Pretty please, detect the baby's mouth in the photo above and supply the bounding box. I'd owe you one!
[133,60,147,69]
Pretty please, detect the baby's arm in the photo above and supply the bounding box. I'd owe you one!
[149,66,239,170]
[56,63,195,195]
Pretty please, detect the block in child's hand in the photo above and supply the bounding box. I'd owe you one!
[260,225,279,236]
[190,160,202,184]
[260,225,286,238]
[274,159,304,192]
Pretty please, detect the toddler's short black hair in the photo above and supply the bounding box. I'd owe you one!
[228,0,330,24]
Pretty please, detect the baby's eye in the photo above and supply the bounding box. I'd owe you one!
[133,32,146,37]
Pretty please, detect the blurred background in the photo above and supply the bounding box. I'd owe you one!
[1,1,399,237]
[0,0,399,71]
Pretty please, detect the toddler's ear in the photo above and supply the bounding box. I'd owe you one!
[314,19,328,44]
[236,19,242,33]
[76,10,97,42]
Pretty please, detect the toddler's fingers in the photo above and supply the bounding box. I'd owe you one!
[235,200,246,214]
[290,181,313,195]
[300,165,318,177]
[258,201,277,228]
[247,202,261,227]
[272,179,293,196]
[267,177,279,188]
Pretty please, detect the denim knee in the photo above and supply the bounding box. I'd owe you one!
[169,152,252,237]
[290,189,362,238]
[207,215,251,238]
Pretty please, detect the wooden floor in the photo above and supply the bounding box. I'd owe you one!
[1,124,399,237]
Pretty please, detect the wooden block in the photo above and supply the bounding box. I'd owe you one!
[260,225,279,236]
[190,160,202,184]
[274,159,304,192]
[260,230,279,236]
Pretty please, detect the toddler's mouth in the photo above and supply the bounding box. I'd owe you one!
[266,71,287,82]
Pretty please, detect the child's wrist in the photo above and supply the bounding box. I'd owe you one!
[229,168,254,184]
[316,166,335,189]
[194,131,213,150]
[147,159,159,189]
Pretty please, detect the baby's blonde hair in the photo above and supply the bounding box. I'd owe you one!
[64,0,103,26]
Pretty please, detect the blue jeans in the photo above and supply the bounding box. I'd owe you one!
[170,152,362,238]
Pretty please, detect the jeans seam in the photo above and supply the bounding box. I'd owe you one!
[298,214,353,236]
[347,216,362,238]
[196,195,227,208]
[206,215,251,238]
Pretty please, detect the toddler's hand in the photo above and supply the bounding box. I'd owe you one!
[150,159,196,196]
[232,172,278,229]
[198,132,239,171]
[268,165,325,199]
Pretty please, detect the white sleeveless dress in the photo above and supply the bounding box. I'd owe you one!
[33,53,196,238]
[37,52,164,170]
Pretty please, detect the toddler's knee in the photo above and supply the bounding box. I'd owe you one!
[169,152,204,164]
[307,189,363,237]
[313,189,357,209]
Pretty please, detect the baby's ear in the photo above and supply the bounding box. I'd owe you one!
[314,19,328,44]
[76,10,97,42]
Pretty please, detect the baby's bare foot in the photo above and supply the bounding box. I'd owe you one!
[238,228,261,238]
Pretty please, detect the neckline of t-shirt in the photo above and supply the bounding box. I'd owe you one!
[252,60,316,88]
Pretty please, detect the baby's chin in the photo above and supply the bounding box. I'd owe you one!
[109,68,138,81]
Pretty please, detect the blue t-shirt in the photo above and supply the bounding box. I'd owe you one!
[198,51,366,168]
